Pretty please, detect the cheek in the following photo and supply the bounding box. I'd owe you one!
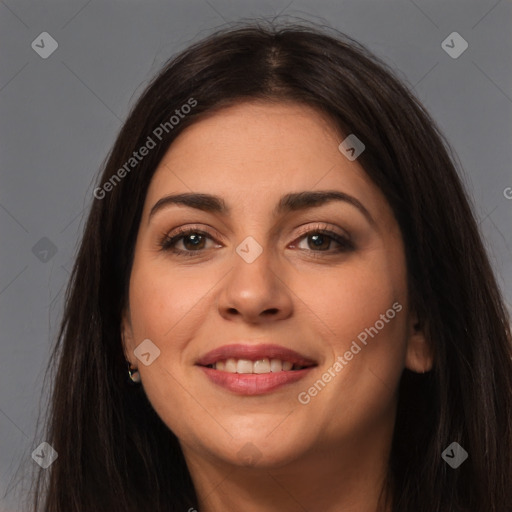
[292,247,409,438]
[126,259,219,440]
[289,246,407,355]
[128,257,214,343]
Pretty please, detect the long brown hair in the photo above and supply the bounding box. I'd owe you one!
[26,21,512,511]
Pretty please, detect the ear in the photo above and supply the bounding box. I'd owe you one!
[405,312,434,373]
[121,309,136,365]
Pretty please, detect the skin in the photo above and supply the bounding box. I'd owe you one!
[122,101,433,512]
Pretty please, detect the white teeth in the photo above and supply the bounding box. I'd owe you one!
[236,359,253,374]
[212,358,300,373]
[224,358,237,373]
[253,358,270,374]
[270,358,283,372]
[282,361,293,371]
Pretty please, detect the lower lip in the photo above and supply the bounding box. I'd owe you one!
[198,366,315,395]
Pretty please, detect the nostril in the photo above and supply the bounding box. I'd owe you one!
[223,307,281,318]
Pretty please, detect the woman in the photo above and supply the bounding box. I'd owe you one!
[30,22,512,512]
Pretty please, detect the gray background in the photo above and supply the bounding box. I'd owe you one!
[1,0,511,510]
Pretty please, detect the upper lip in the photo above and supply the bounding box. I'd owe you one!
[196,343,318,367]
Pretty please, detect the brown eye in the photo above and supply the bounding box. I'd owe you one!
[294,230,354,253]
[159,228,221,255]
[306,233,331,251]
[180,233,206,251]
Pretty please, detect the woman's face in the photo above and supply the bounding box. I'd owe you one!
[122,101,431,470]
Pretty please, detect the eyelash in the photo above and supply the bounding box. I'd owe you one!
[158,224,354,257]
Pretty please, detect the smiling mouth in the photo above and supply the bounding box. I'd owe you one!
[196,343,318,394]
[198,359,316,395]
[205,358,312,373]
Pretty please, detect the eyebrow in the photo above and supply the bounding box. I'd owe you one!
[148,190,375,226]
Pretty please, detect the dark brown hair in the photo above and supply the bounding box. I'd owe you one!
[25,21,512,511]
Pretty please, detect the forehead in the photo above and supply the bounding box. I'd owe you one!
[143,101,384,219]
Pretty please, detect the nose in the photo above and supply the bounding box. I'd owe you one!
[217,247,293,324]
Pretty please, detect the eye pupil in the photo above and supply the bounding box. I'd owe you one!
[184,234,205,250]
[309,234,330,250]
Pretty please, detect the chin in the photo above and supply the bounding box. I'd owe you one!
[206,430,310,469]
